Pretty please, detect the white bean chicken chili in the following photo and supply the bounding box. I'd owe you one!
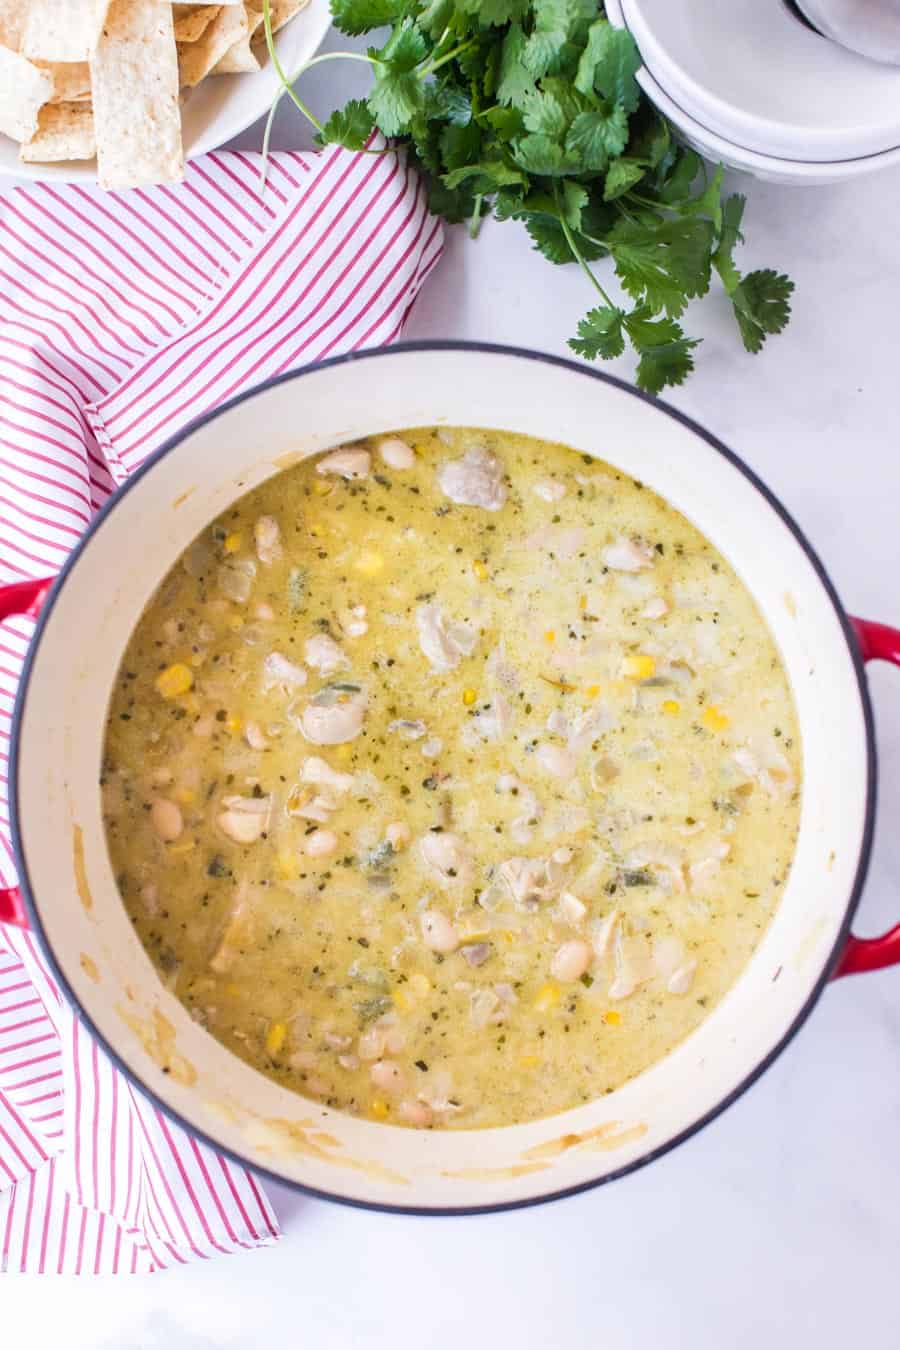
[102,428,801,1129]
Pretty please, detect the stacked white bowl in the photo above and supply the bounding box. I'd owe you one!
[605,0,900,184]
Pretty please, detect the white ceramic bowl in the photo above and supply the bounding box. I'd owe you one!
[3,344,899,1213]
[622,0,900,163]
[605,0,900,184]
[0,0,333,186]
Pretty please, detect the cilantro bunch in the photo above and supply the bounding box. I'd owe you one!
[262,0,793,393]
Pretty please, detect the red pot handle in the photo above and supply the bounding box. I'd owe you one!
[0,576,54,929]
[831,617,900,977]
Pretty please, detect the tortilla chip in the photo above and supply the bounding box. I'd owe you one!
[173,5,220,43]
[0,46,54,142]
[22,0,111,63]
[0,1,24,50]
[35,60,93,103]
[178,3,246,86]
[213,4,262,73]
[91,0,183,189]
[20,100,96,161]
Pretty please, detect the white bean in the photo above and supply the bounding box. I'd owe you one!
[316,446,371,479]
[420,910,459,954]
[370,1060,407,1095]
[378,437,415,470]
[398,1099,433,1127]
[151,797,183,842]
[550,939,593,983]
[305,829,337,857]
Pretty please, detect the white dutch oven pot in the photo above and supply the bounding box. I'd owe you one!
[2,344,899,1214]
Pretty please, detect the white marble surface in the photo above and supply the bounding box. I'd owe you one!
[4,39,900,1346]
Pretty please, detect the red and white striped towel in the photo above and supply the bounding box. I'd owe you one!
[0,144,443,1273]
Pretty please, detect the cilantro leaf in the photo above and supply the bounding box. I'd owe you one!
[443,158,528,192]
[522,89,569,139]
[497,24,536,108]
[439,122,481,169]
[560,179,588,230]
[610,216,714,317]
[482,106,526,140]
[317,99,375,150]
[655,148,701,203]
[372,18,427,70]
[423,82,472,127]
[603,157,645,200]
[575,19,641,112]
[634,333,698,394]
[679,163,724,232]
[731,269,794,353]
[525,216,606,264]
[523,0,574,78]
[330,0,407,36]
[513,134,577,177]
[458,0,530,25]
[569,306,625,359]
[565,105,628,170]
[368,71,425,136]
[712,193,745,294]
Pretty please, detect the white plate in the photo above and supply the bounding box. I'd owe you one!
[622,0,900,163]
[605,0,900,184]
[0,0,333,186]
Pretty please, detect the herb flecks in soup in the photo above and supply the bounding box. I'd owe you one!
[103,429,801,1130]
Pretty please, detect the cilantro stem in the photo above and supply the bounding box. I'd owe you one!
[469,194,484,240]
[554,185,616,311]
[261,0,323,136]
[418,38,477,78]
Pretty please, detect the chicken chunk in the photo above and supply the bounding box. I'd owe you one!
[415,603,477,673]
[304,632,349,677]
[437,447,507,511]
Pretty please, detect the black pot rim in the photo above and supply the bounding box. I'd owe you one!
[8,340,877,1218]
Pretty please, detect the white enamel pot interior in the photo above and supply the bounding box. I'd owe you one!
[11,344,873,1214]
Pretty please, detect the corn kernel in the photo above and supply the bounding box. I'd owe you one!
[586,684,601,699]
[309,522,325,538]
[519,1054,540,1069]
[392,989,414,1013]
[223,532,242,553]
[662,699,681,716]
[225,715,243,735]
[167,837,195,855]
[409,973,431,997]
[276,850,298,880]
[622,653,656,680]
[702,705,730,733]
[458,929,491,944]
[544,629,556,643]
[174,787,195,805]
[227,615,244,632]
[265,1021,287,1057]
[472,559,488,581]
[369,1097,390,1120]
[603,1009,622,1026]
[335,744,353,763]
[578,595,587,610]
[155,663,194,699]
[534,982,560,1012]
[313,480,332,496]
[354,550,384,577]
[462,688,477,706]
